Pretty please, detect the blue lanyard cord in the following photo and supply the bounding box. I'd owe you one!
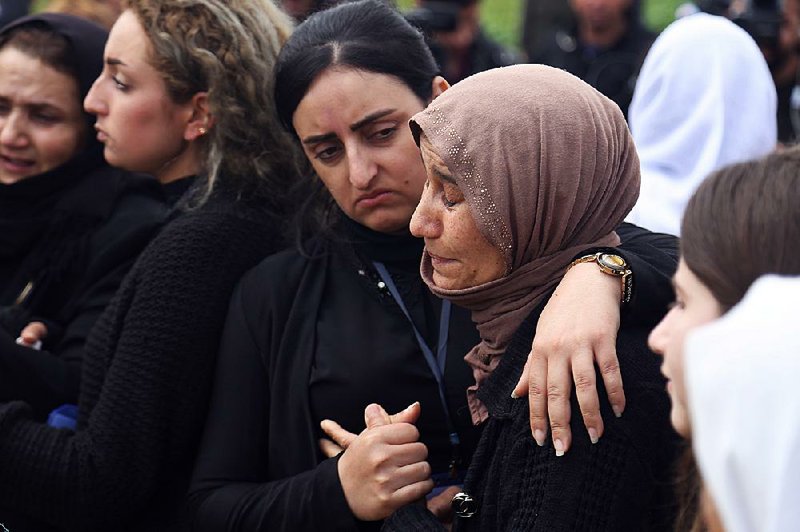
[373,262,460,447]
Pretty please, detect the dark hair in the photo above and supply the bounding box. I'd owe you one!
[274,0,439,136]
[274,0,439,249]
[681,147,800,312]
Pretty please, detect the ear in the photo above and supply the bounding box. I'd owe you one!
[183,92,215,142]
[429,75,450,102]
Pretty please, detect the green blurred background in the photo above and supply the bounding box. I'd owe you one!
[396,0,684,50]
[33,0,685,50]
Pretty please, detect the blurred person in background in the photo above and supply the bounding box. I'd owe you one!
[626,11,776,236]
[684,0,800,144]
[44,0,123,29]
[530,0,654,118]
[521,0,571,59]
[0,0,30,28]
[412,0,520,83]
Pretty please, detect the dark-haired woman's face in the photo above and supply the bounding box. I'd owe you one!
[0,47,86,184]
[293,68,437,233]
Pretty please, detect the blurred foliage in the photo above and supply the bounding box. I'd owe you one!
[398,0,686,51]
[32,0,687,51]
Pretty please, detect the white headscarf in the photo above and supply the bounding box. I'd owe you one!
[627,13,777,235]
[685,275,800,532]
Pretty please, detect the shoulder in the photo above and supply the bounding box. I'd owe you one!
[135,193,285,287]
[236,238,328,306]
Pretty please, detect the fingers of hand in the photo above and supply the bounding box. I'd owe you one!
[597,351,626,417]
[547,357,572,456]
[319,438,343,458]
[339,433,431,521]
[427,486,461,522]
[571,350,603,444]
[364,403,392,428]
[320,419,357,449]
[527,351,548,446]
[388,401,421,425]
[21,321,47,342]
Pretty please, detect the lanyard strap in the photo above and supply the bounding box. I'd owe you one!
[373,261,459,446]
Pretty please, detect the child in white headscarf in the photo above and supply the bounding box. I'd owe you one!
[627,12,777,236]
[686,275,800,532]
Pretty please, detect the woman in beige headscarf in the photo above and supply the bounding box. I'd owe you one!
[384,64,680,530]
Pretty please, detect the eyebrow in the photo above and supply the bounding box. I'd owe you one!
[350,108,395,131]
[301,108,396,146]
[106,57,126,67]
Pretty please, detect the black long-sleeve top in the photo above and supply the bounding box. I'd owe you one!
[0,183,285,531]
[0,166,168,418]
[383,298,681,530]
[185,221,678,531]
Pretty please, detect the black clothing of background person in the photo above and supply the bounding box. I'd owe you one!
[384,237,681,530]
[431,28,520,84]
[0,182,287,531]
[0,0,30,28]
[0,13,168,418]
[186,220,677,531]
[532,20,655,118]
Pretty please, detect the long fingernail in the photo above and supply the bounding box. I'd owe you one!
[613,405,623,418]
[588,428,599,444]
[554,439,565,457]
[534,430,546,446]
[510,390,520,399]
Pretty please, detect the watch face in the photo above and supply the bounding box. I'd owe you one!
[598,253,627,273]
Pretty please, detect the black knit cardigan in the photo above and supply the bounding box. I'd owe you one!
[384,297,682,531]
[0,185,285,531]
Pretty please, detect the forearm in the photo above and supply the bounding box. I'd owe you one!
[188,456,359,532]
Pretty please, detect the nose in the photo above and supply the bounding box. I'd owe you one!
[409,182,442,238]
[0,112,29,148]
[346,145,376,189]
[648,310,672,356]
[84,76,106,116]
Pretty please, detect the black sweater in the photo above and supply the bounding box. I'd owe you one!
[0,167,168,418]
[0,185,284,531]
[384,299,681,531]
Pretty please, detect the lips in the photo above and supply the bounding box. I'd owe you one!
[94,125,109,142]
[0,153,35,173]
[355,189,392,208]
[428,251,456,268]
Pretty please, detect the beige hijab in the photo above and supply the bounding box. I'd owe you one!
[410,65,640,423]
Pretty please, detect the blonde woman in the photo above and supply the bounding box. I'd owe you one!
[0,1,299,529]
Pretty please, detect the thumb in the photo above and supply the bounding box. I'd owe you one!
[320,419,358,450]
[20,321,48,343]
[364,403,392,428]
[389,401,421,425]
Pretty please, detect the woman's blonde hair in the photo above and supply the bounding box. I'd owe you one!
[124,0,299,207]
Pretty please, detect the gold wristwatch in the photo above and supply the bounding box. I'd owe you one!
[568,252,633,305]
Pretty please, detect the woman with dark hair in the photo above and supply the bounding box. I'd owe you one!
[383,63,679,531]
[648,148,800,531]
[0,14,165,419]
[187,1,677,529]
[0,2,298,530]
